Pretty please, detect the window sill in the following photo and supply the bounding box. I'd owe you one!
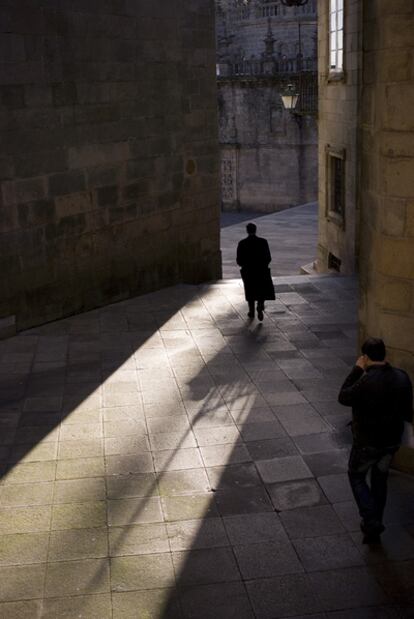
[327,211,345,229]
[327,70,346,83]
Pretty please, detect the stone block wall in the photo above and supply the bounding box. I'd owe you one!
[316,0,362,274]
[358,1,414,471]
[0,0,221,331]
[218,81,318,212]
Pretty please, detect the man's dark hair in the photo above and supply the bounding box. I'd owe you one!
[361,337,386,361]
[246,223,256,234]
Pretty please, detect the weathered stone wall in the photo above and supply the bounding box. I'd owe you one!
[358,1,414,470]
[0,0,221,333]
[219,80,317,212]
[215,0,318,214]
[316,0,362,274]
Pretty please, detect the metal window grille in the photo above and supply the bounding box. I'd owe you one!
[329,154,344,217]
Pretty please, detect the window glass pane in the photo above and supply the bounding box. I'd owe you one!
[329,0,344,73]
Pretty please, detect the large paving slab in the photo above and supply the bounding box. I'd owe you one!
[0,273,414,618]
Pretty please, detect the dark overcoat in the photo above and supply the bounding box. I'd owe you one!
[236,235,275,302]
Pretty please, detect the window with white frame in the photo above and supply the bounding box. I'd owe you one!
[329,0,344,73]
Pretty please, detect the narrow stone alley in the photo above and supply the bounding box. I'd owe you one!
[221,202,319,278]
[0,207,414,618]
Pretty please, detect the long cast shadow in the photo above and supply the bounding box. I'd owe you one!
[67,286,273,602]
[158,277,414,619]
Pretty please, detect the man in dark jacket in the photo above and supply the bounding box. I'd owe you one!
[236,223,275,321]
[338,337,413,543]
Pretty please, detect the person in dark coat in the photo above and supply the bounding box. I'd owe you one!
[236,222,275,321]
[338,337,413,543]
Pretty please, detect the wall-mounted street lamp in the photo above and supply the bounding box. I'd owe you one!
[279,0,311,113]
[280,83,300,111]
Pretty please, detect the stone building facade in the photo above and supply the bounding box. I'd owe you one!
[317,0,414,469]
[216,0,318,213]
[0,0,221,334]
[316,0,360,275]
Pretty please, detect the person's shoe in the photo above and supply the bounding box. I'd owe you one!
[362,532,382,544]
[257,309,264,321]
[360,519,385,540]
[247,312,254,319]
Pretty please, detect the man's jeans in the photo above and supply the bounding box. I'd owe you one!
[348,445,398,525]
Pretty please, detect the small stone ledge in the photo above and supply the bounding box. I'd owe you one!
[300,261,317,275]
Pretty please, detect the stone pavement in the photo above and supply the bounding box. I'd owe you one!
[221,202,319,278]
[1,272,414,618]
